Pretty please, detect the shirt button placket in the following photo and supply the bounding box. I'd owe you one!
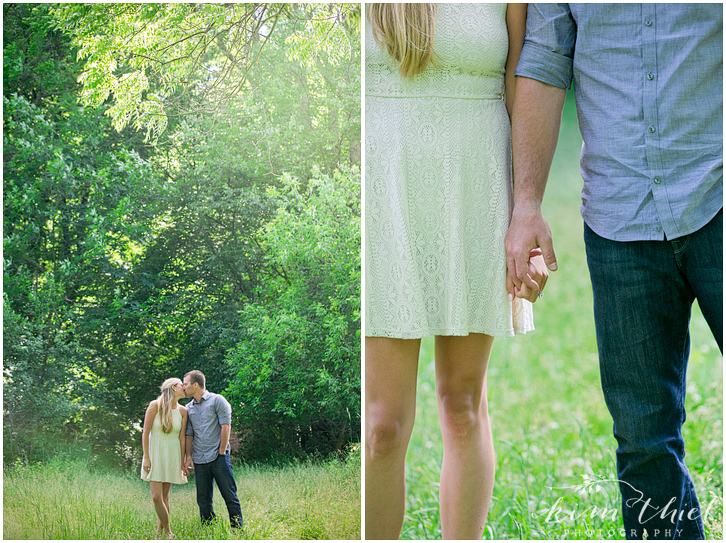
[642,5,665,236]
[643,6,658,146]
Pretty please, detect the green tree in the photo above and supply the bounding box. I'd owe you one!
[51,3,360,140]
[4,2,361,466]
[225,166,360,460]
[3,4,161,463]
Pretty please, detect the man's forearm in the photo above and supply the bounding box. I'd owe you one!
[185,435,193,461]
[505,76,567,284]
[511,77,567,208]
[220,424,231,454]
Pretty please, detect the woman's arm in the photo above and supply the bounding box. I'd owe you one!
[504,3,528,118]
[141,400,158,473]
[179,406,188,475]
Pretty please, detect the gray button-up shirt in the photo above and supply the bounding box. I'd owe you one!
[515,3,723,241]
[185,390,232,464]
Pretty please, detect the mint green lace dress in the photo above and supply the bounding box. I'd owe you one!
[365,3,534,338]
[140,407,188,485]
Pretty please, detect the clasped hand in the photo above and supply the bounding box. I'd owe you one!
[504,206,557,303]
[183,456,193,477]
[506,248,548,303]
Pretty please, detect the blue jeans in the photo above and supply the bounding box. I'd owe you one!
[194,453,243,528]
[584,210,722,540]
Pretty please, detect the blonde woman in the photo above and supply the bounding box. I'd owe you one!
[365,3,546,539]
[141,378,188,539]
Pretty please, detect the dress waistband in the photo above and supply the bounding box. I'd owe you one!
[366,66,504,101]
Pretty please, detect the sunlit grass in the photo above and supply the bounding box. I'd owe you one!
[3,448,361,540]
[400,93,723,540]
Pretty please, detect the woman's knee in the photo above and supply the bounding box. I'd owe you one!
[366,411,413,459]
[438,391,484,437]
[151,489,164,505]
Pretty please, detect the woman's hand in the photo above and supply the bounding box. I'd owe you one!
[507,249,548,303]
[143,456,151,473]
[181,462,188,477]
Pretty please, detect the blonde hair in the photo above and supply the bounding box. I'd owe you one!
[156,378,182,434]
[367,3,438,79]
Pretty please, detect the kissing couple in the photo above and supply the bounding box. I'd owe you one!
[140,370,243,539]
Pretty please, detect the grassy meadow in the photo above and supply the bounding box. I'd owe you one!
[400,93,724,540]
[3,448,361,540]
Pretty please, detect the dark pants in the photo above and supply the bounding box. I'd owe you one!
[584,210,722,540]
[194,453,243,528]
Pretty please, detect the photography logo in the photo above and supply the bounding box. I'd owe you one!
[532,474,721,540]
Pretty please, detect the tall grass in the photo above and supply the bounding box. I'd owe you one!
[3,447,361,540]
[400,93,723,540]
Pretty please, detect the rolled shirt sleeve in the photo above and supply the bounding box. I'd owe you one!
[515,3,575,89]
[215,395,232,426]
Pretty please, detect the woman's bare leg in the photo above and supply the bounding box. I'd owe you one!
[365,336,421,539]
[150,481,171,538]
[435,333,495,540]
[162,483,173,537]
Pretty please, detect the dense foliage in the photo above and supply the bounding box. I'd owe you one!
[3,3,360,465]
[226,168,360,459]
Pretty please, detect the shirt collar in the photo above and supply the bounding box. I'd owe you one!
[191,390,211,405]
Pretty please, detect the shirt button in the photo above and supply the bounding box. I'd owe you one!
[645,19,652,26]
[654,177,662,184]
[648,126,655,133]
[647,73,654,80]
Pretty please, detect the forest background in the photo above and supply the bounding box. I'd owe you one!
[3,2,361,471]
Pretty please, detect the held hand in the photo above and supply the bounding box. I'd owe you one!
[143,457,151,473]
[513,252,548,303]
[181,462,188,477]
[505,206,557,296]
[185,456,194,472]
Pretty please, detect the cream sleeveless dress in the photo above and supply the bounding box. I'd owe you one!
[365,3,534,338]
[140,407,188,485]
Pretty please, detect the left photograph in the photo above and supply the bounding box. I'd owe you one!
[3,3,361,540]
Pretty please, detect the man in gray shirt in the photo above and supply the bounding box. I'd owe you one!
[506,4,721,540]
[183,370,243,529]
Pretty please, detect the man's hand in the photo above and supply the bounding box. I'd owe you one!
[505,204,557,298]
[185,455,194,472]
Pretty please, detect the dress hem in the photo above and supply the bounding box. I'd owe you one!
[365,325,534,340]
[140,474,187,485]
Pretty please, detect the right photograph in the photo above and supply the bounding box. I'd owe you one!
[364,3,723,540]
